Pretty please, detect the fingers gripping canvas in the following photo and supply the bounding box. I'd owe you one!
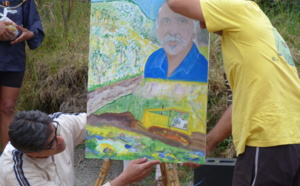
[86,0,209,164]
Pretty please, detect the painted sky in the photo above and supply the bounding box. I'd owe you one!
[91,0,166,20]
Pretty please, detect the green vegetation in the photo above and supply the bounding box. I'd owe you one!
[17,0,90,113]
[13,0,299,183]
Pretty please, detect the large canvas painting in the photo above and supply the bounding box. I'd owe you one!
[86,0,209,164]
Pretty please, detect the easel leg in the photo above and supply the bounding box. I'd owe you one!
[160,163,180,186]
[94,159,113,186]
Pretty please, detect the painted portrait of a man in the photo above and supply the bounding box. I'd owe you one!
[86,0,209,164]
[144,2,208,82]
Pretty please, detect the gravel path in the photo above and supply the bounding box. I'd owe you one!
[74,144,123,186]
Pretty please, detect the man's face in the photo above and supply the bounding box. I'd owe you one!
[157,3,195,56]
[26,122,66,158]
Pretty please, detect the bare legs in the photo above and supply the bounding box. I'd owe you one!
[0,86,20,152]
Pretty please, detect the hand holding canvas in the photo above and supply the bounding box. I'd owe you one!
[110,157,161,186]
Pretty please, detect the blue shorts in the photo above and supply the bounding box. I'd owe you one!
[233,145,300,186]
[0,71,25,88]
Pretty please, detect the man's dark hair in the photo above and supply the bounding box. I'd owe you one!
[9,110,53,153]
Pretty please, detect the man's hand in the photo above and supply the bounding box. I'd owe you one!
[10,25,34,45]
[110,157,161,186]
[0,21,16,41]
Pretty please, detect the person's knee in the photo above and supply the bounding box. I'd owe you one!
[0,101,16,116]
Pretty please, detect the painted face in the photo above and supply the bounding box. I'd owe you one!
[157,3,194,56]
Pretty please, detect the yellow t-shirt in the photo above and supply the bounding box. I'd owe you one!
[201,0,300,155]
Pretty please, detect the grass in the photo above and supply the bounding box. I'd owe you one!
[16,0,90,113]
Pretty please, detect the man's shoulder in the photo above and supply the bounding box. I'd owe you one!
[50,112,86,146]
[0,145,30,184]
[0,147,54,185]
[0,145,14,175]
[0,145,34,169]
[50,112,86,124]
[49,112,85,119]
[0,143,16,162]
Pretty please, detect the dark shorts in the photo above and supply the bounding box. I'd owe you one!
[232,145,300,186]
[0,71,25,88]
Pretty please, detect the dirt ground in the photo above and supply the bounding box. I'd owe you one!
[74,144,123,186]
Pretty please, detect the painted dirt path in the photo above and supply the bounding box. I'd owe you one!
[87,75,143,114]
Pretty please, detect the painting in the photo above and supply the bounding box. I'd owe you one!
[86,0,209,164]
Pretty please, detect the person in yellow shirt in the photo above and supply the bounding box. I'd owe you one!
[166,0,300,185]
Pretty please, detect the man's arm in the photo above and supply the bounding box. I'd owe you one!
[167,0,205,21]
[50,112,87,146]
[20,0,44,49]
[206,104,232,153]
[109,158,161,186]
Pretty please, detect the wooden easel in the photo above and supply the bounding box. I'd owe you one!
[94,159,113,186]
[94,160,180,186]
[159,162,180,186]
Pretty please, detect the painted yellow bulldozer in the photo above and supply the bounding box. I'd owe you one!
[142,107,206,150]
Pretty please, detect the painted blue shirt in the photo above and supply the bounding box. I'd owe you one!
[144,43,208,82]
[0,0,44,71]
